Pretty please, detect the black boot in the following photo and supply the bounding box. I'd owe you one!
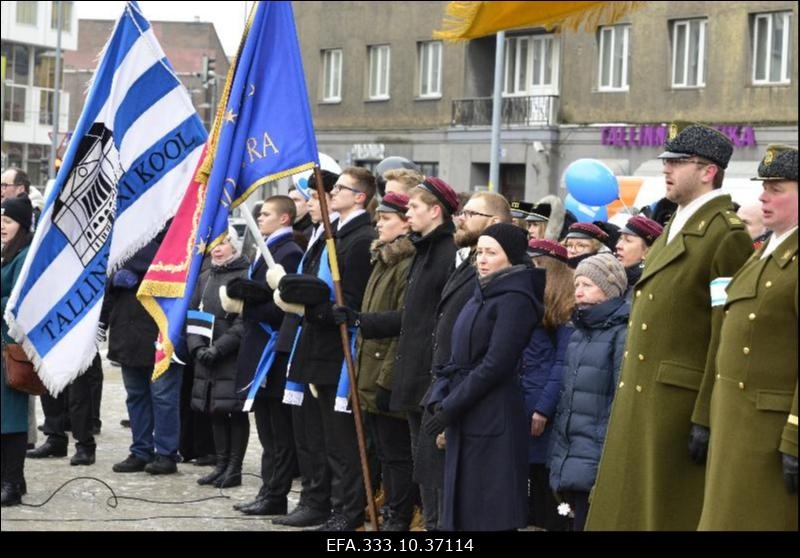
[199,416,230,486]
[70,446,96,466]
[26,439,67,459]
[234,484,268,511]
[0,482,23,507]
[215,413,248,489]
[214,456,242,488]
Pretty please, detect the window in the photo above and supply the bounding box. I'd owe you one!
[752,11,791,84]
[34,48,57,89]
[368,45,390,100]
[16,1,37,25]
[418,162,439,178]
[39,90,55,125]
[671,19,706,87]
[419,41,442,97]
[598,24,630,91]
[50,2,73,33]
[504,34,559,95]
[322,49,342,102]
[3,84,27,123]
[1,44,31,85]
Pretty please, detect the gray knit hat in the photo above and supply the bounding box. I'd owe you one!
[574,253,627,299]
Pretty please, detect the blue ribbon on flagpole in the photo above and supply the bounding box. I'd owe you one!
[242,322,278,412]
[334,326,358,413]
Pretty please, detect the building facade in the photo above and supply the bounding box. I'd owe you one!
[2,0,77,187]
[294,1,798,204]
[62,18,230,135]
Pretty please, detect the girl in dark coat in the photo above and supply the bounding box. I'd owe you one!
[547,253,629,531]
[425,224,544,531]
[187,229,249,488]
[520,240,575,530]
[1,197,33,506]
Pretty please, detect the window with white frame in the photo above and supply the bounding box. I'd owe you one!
[419,41,442,97]
[16,1,38,25]
[598,24,630,91]
[752,11,791,84]
[503,34,559,95]
[50,1,74,33]
[322,49,342,102]
[671,19,706,87]
[368,45,390,100]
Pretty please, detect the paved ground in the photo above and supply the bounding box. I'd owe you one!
[1,349,306,532]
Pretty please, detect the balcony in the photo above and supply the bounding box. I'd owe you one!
[451,95,558,127]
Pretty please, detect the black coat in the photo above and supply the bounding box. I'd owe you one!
[428,266,544,531]
[359,221,457,412]
[101,235,165,367]
[187,256,249,414]
[235,234,303,399]
[289,212,375,385]
[415,251,475,488]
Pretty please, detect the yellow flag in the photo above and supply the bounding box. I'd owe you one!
[434,1,646,41]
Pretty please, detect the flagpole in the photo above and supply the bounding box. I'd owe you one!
[238,198,276,269]
[312,166,379,531]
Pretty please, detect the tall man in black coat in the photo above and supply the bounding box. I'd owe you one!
[283,167,377,531]
[225,196,304,515]
[340,177,461,529]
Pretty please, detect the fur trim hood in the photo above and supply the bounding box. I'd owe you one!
[370,235,416,266]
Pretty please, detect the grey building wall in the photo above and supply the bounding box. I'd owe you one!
[560,1,798,124]
[295,1,797,203]
[295,1,464,131]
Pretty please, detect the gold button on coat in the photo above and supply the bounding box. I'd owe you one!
[641,323,648,331]
[748,313,756,321]
[619,381,625,388]
[636,290,642,298]
[742,347,750,355]
[738,382,745,390]
[648,293,654,300]
[638,354,645,361]
[765,281,772,288]
[636,385,642,392]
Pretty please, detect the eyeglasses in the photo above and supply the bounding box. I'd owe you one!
[1,183,18,189]
[457,209,493,219]
[662,158,710,168]
[332,183,364,195]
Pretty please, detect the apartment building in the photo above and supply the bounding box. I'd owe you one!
[294,1,798,202]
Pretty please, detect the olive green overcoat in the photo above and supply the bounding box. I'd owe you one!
[698,230,797,531]
[586,195,753,531]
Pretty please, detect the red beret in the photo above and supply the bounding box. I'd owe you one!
[566,222,609,242]
[527,239,568,262]
[377,192,410,214]
[621,216,663,246]
[419,177,459,215]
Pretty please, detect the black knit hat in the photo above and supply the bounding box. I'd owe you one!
[481,223,529,266]
[751,144,798,181]
[1,196,33,232]
[658,121,734,169]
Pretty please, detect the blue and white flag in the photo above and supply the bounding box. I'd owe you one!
[4,1,207,395]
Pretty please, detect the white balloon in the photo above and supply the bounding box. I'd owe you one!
[292,152,342,186]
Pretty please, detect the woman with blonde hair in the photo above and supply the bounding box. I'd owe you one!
[520,239,575,530]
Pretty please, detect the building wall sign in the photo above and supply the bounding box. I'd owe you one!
[350,143,385,160]
[601,125,757,149]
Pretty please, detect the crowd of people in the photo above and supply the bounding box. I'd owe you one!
[1,122,797,532]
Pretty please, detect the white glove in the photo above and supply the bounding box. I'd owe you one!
[274,288,305,316]
[219,285,244,314]
[266,264,287,291]
[309,383,319,399]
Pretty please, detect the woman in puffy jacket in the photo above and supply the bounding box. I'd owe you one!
[548,253,629,531]
[188,227,249,488]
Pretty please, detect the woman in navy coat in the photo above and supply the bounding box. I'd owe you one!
[425,224,544,531]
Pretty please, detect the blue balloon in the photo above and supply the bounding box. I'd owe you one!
[565,159,619,206]
[565,193,608,223]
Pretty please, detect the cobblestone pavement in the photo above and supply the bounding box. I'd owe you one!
[1,351,307,532]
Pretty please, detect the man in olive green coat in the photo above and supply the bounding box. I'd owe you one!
[586,123,753,531]
[698,145,798,531]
